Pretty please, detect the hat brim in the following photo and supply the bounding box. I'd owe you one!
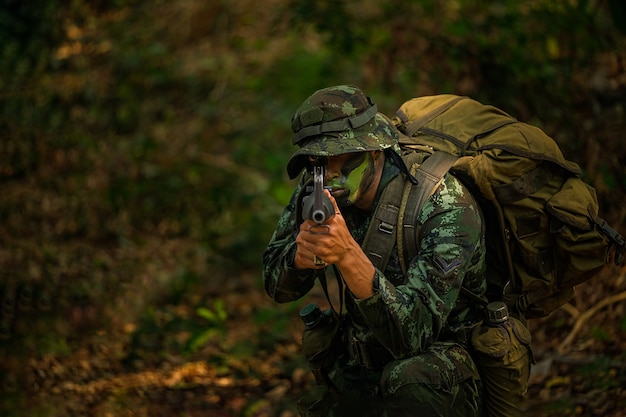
[286,113,398,179]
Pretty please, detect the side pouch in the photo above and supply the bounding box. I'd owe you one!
[545,177,609,289]
[471,317,532,417]
[301,308,344,387]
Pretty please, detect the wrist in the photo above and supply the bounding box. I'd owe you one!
[338,254,376,299]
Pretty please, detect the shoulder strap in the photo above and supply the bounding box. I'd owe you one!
[361,173,405,271]
[362,150,488,307]
[361,151,458,274]
[398,151,458,274]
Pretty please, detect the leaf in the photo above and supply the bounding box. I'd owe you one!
[545,375,571,389]
[187,329,219,352]
[197,300,228,324]
[197,307,217,322]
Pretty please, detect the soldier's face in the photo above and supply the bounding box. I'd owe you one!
[323,151,379,207]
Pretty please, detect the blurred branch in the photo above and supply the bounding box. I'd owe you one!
[558,283,626,354]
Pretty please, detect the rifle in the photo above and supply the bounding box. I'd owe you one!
[302,165,334,235]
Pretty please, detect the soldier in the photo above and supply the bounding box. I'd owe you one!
[262,85,487,416]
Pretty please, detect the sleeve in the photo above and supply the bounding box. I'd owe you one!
[353,174,486,358]
[262,178,317,303]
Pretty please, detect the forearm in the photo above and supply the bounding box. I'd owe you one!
[336,239,376,299]
[263,238,316,303]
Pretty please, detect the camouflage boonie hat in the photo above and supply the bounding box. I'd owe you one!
[286,85,398,179]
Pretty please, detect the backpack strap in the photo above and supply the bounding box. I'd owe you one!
[363,150,491,310]
[398,151,459,274]
[362,151,458,275]
[361,173,405,271]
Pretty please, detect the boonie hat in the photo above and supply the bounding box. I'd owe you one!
[286,85,398,179]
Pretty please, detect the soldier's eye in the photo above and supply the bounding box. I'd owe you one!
[306,156,327,170]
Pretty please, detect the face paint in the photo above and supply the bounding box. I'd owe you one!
[326,153,373,206]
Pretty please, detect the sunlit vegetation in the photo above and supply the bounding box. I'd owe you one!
[0,0,625,415]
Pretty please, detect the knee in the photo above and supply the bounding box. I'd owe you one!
[381,353,449,400]
[379,344,481,417]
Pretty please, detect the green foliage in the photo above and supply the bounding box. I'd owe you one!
[608,0,626,34]
[125,297,229,365]
[1,3,625,402]
[536,355,626,416]
[243,399,273,417]
[0,0,63,87]
[253,303,299,334]
[578,356,623,390]
[289,0,622,145]
[590,324,611,342]
[250,302,302,350]
[191,300,228,352]
[3,0,623,274]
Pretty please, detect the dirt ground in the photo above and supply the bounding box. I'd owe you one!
[1,263,625,417]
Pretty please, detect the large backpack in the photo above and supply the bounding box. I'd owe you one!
[363,95,625,319]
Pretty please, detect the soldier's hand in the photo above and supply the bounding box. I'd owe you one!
[294,191,351,269]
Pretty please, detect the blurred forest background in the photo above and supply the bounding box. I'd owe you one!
[1,0,626,416]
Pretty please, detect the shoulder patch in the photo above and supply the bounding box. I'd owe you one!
[433,254,462,275]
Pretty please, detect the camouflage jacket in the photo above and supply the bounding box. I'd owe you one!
[262,155,487,360]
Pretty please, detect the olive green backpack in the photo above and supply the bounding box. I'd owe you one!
[364,95,625,319]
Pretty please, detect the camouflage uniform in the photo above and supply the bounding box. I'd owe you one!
[263,86,487,416]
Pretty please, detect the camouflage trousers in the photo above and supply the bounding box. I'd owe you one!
[298,341,482,417]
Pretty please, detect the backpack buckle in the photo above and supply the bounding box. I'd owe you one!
[378,222,394,235]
